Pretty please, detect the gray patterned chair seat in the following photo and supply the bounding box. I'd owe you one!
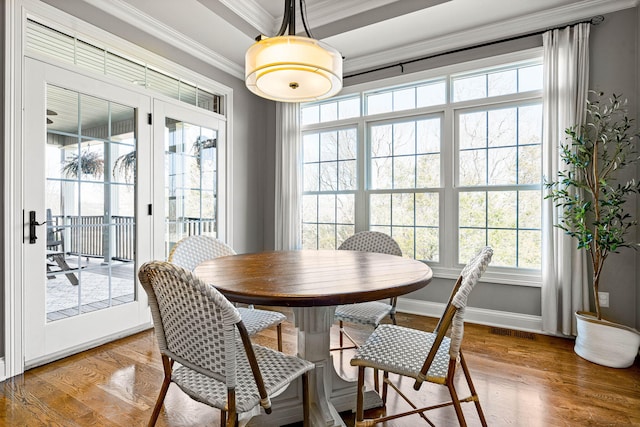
[237,306,285,336]
[173,341,312,413]
[334,301,393,327]
[350,324,451,383]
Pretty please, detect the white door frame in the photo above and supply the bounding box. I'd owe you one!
[3,0,233,379]
[23,57,154,368]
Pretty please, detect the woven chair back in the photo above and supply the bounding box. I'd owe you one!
[168,235,236,271]
[448,246,493,357]
[338,231,402,256]
[138,261,242,388]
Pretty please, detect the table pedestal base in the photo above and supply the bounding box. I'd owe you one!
[246,306,381,427]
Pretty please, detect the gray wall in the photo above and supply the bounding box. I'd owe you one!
[586,9,639,329]
[332,9,640,328]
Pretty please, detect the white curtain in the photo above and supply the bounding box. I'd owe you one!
[274,102,302,250]
[541,23,590,336]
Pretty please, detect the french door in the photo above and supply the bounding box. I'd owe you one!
[23,58,153,366]
[151,100,226,261]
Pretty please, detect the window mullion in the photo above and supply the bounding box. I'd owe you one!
[356,118,367,232]
[442,108,455,268]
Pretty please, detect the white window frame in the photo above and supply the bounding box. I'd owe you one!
[301,48,543,287]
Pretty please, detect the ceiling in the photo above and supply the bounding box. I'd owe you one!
[53,0,635,80]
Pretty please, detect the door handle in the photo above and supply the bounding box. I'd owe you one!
[29,210,50,244]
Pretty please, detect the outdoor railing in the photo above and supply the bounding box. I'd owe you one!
[51,215,215,262]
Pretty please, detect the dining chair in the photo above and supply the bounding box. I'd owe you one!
[350,246,493,427]
[138,261,314,427]
[168,235,286,351]
[333,231,403,351]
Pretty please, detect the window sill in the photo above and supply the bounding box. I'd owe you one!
[428,265,542,287]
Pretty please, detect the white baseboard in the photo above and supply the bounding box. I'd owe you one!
[397,297,543,334]
[24,323,152,371]
[0,358,5,383]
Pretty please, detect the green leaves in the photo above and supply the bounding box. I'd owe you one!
[545,91,639,319]
[61,150,104,178]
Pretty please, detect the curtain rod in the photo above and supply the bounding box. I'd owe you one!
[344,15,604,79]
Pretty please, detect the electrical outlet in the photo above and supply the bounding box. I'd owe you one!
[598,292,609,308]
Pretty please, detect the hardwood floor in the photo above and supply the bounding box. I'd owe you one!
[2,308,639,426]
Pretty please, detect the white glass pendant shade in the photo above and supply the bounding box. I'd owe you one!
[245,35,343,102]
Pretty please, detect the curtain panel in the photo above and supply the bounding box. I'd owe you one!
[541,23,590,336]
[274,102,302,251]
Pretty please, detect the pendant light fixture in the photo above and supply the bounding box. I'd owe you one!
[245,0,343,103]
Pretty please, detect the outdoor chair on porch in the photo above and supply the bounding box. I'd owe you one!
[45,208,78,286]
[138,261,313,427]
[168,235,286,351]
[350,246,493,427]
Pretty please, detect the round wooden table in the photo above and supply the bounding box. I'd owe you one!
[194,250,432,427]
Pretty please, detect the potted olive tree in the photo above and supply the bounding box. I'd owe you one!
[546,91,640,368]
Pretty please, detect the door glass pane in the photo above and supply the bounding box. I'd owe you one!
[165,117,217,257]
[45,85,136,322]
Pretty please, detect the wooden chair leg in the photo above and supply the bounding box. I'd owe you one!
[331,321,359,351]
[276,324,283,352]
[226,390,237,427]
[355,367,365,425]
[447,380,467,427]
[459,352,487,427]
[302,371,310,427]
[148,355,173,427]
[381,371,389,405]
[219,410,226,427]
[445,360,468,427]
[225,412,237,427]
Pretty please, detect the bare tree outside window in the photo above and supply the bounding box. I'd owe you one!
[301,58,543,273]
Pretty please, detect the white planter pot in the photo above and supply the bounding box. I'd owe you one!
[574,311,640,368]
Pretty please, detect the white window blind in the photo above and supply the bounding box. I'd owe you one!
[26,19,223,115]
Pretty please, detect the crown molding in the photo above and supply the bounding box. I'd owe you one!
[83,0,244,79]
[74,0,640,81]
[344,0,638,74]
[228,0,413,37]
[218,0,276,36]
[303,0,399,28]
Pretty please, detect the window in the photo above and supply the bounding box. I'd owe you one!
[456,103,542,268]
[302,126,357,249]
[301,54,543,283]
[368,116,442,260]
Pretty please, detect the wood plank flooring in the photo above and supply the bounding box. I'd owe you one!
[1,308,639,426]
